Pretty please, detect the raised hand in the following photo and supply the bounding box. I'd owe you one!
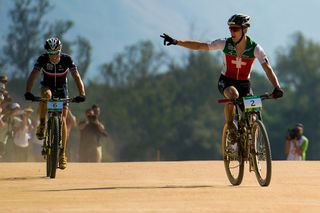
[160,33,178,46]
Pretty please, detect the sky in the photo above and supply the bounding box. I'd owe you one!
[1,0,320,79]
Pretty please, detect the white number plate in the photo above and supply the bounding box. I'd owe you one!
[47,101,63,112]
[243,96,262,112]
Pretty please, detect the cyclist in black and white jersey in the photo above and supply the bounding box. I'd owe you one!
[24,37,86,169]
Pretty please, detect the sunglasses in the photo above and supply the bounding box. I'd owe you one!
[47,51,61,55]
[229,27,242,32]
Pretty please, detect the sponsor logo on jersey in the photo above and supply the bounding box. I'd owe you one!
[46,63,54,70]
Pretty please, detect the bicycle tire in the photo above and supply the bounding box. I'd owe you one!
[47,116,60,179]
[222,123,244,186]
[251,120,272,186]
[45,132,50,177]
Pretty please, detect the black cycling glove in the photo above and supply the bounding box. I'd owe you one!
[74,95,86,103]
[160,33,178,46]
[272,86,284,99]
[24,92,35,101]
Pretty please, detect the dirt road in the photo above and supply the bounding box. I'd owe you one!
[1,161,320,212]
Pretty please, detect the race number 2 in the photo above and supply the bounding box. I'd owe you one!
[243,96,262,112]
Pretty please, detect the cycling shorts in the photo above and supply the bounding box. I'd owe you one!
[40,82,68,99]
[218,74,251,98]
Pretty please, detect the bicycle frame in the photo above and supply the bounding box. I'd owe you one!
[218,93,274,186]
[234,103,258,169]
[31,97,76,178]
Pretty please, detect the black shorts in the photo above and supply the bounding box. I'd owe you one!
[40,82,68,98]
[218,74,251,98]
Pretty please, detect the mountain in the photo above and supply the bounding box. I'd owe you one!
[1,0,319,79]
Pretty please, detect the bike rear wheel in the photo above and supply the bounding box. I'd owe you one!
[251,120,272,186]
[222,123,244,186]
[46,117,60,179]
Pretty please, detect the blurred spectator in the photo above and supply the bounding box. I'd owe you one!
[66,109,77,137]
[0,75,8,113]
[12,106,33,161]
[92,104,103,123]
[78,108,108,162]
[284,123,309,160]
[0,103,23,161]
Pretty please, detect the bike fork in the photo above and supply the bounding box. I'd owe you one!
[247,128,255,172]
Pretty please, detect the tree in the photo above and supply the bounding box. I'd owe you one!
[1,0,92,79]
[73,36,92,78]
[99,41,167,86]
[275,32,320,159]
[2,0,51,78]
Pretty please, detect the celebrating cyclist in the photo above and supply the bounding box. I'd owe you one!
[161,13,283,134]
[24,37,86,169]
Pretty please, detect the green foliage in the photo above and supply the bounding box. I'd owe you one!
[99,41,167,86]
[97,43,226,161]
[275,32,320,159]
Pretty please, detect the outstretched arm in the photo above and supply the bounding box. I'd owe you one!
[160,33,209,50]
[176,40,210,50]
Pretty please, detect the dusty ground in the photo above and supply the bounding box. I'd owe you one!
[0,161,320,213]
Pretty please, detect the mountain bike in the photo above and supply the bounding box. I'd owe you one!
[218,93,274,186]
[31,97,76,178]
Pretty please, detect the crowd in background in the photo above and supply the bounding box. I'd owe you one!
[0,74,108,162]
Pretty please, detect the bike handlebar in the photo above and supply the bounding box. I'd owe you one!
[31,97,77,103]
[217,93,274,104]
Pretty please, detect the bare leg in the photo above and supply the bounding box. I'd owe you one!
[59,107,68,169]
[223,86,239,128]
[36,88,51,139]
[39,88,51,123]
[62,108,68,154]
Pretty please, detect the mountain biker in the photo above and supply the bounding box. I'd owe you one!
[24,37,86,169]
[161,13,283,136]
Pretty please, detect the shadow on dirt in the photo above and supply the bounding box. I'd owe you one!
[0,176,47,181]
[38,184,242,192]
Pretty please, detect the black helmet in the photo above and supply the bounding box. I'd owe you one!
[228,14,251,27]
[44,37,62,52]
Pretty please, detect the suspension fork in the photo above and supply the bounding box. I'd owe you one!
[246,113,255,172]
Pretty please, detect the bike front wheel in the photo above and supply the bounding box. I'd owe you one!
[47,116,60,179]
[221,123,244,186]
[251,120,272,186]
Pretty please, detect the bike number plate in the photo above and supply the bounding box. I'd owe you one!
[243,96,262,112]
[47,101,63,112]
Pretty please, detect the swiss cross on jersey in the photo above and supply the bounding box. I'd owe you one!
[225,55,255,80]
[222,37,257,80]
